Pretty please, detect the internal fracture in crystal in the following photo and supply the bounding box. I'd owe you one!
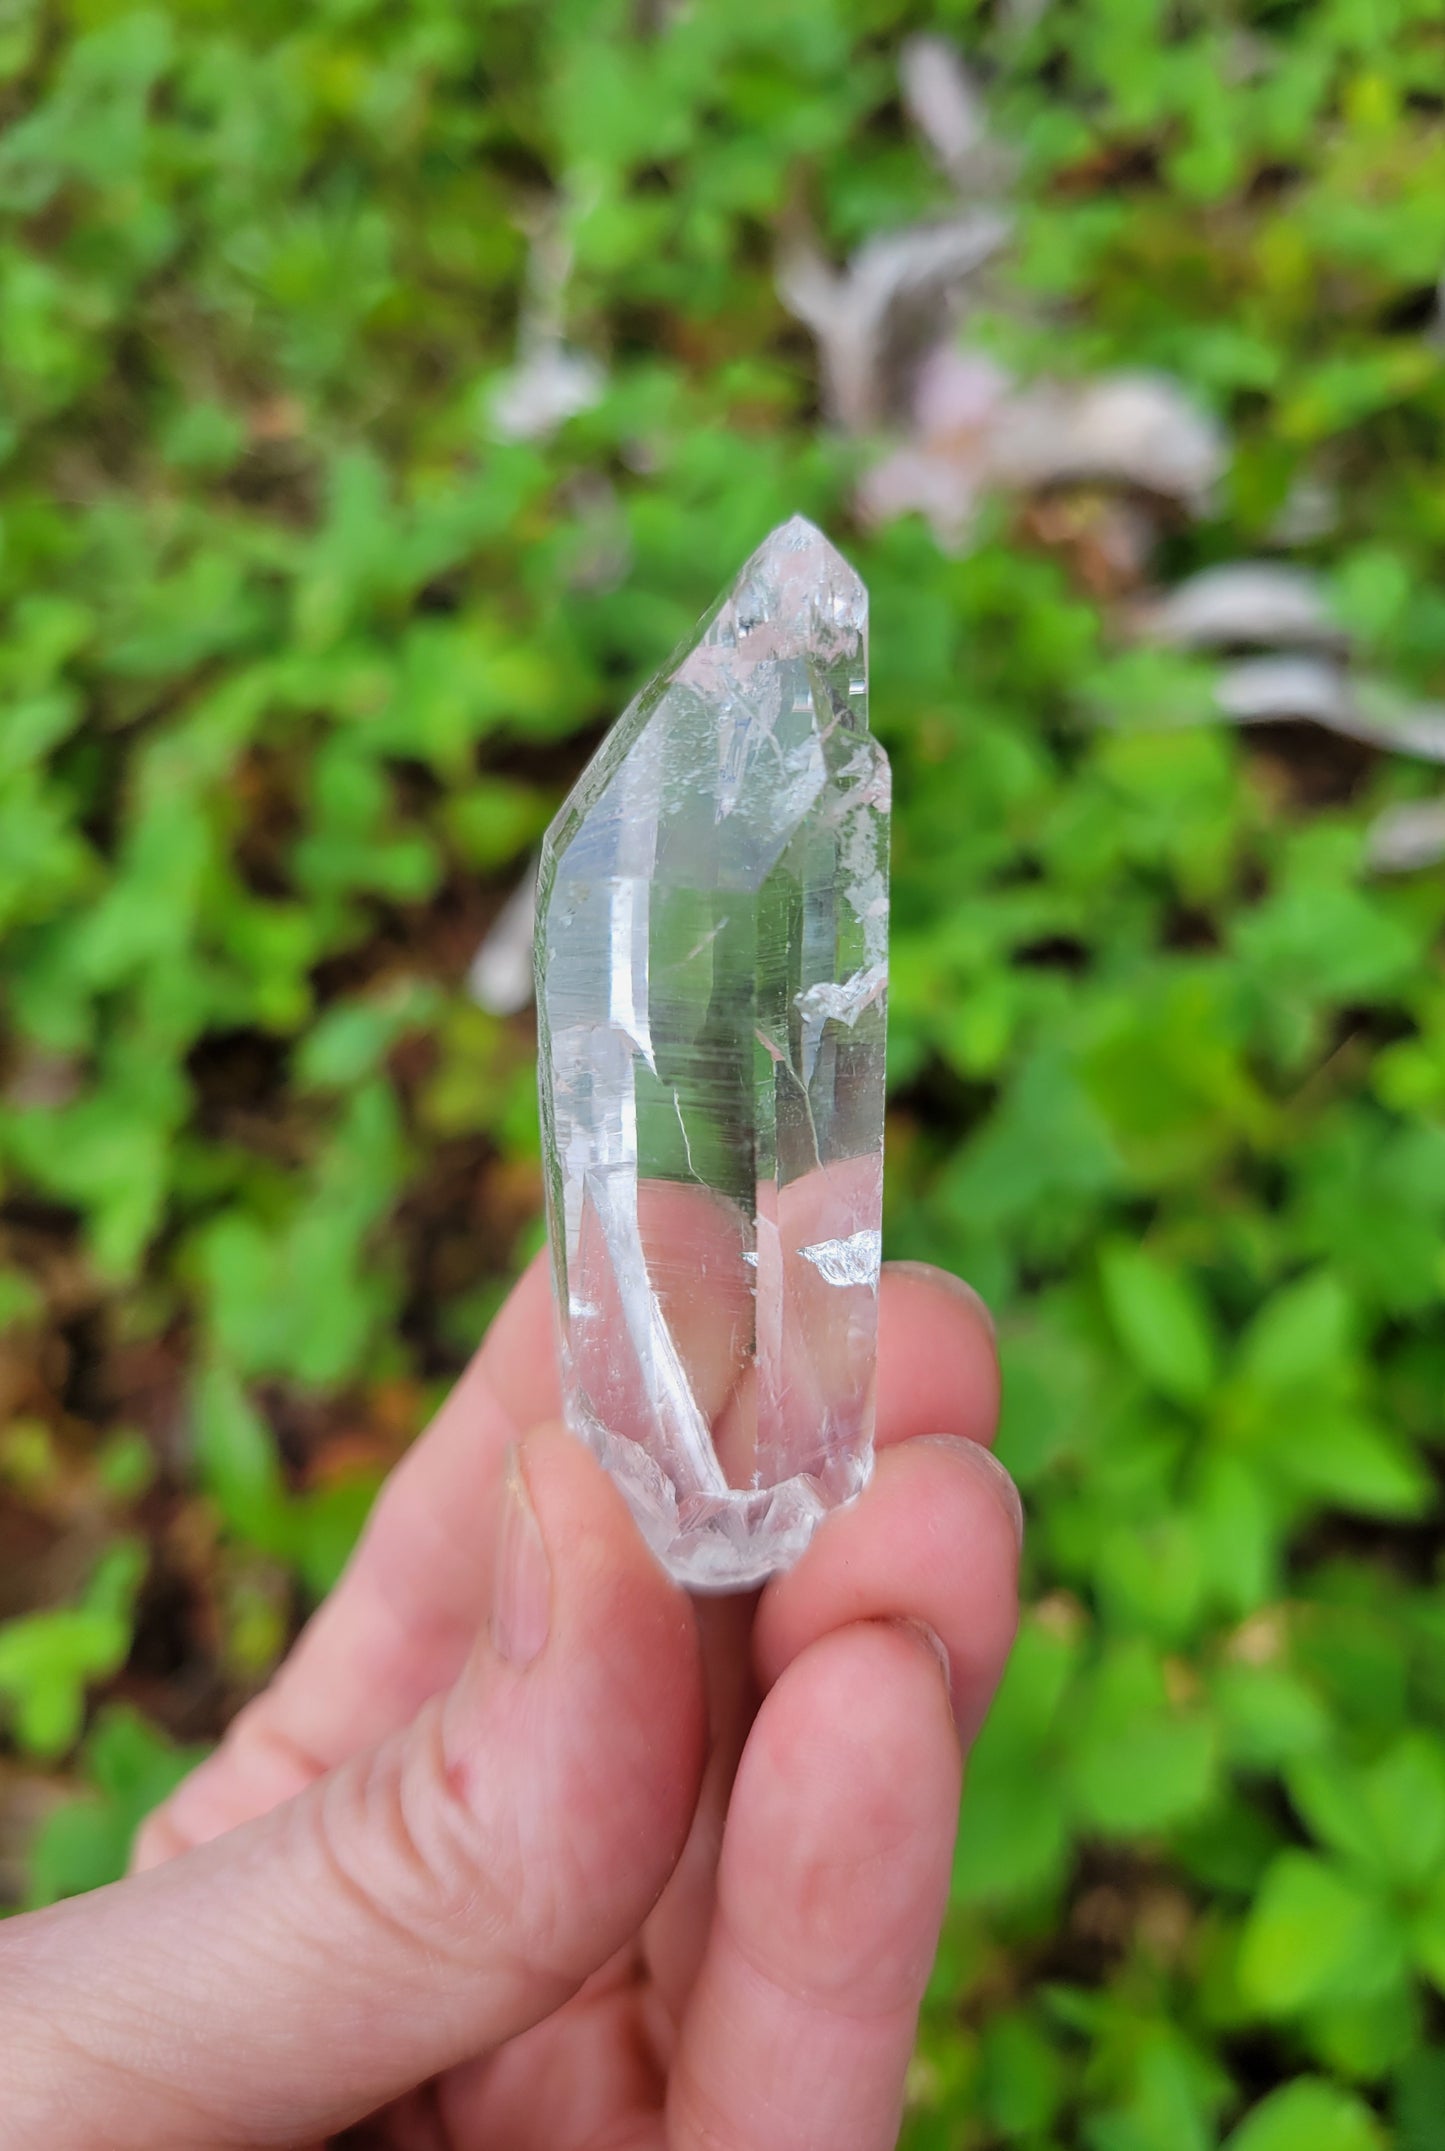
[535,517,889,1589]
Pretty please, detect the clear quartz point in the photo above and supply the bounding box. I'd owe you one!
[535,517,889,1590]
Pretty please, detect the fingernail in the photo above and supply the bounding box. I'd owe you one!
[895,1617,954,1709]
[491,1444,552,1669]
[884,1260,995,1341]
[918,1433,1024,1550]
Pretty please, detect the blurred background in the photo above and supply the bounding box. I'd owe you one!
[2,0,1444,2143]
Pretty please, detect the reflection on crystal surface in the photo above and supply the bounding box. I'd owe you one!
[535,517,889,1589]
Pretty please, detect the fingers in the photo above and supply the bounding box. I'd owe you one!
[875,1258,999,1450]
[668,1623,963,2151]
[755,1431,1022,1745]
[11,1431,705,2151]
[661,1230,1005,2151]
[607,1258,1000,2035]
[140,1256,997,1864]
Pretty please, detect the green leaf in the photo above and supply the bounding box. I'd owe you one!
[1361,1737,1445,1889]
[1408,1879,1445,1995]
[954,1753,1072,1909]
[1083,2028,1223,2151]
[1236,1272,1354,1397]
[937,1048,1124,1247]
[1099,1240,1218,1406]
[1233,881,1419,1013]
[1305,1983,1421,2082]
[1098,1512,1210,1644]
[952,1616,1081,1905]
[291,1474,381,1601]
[1394,2050,1445,2151]
[1073,1709,1219,1836]
[1070,1645,1219,1835]
[1223,2079,1385,2151]
[295,980,440,1091]
[0,1543,144,1758]
[444,779,552,869]
[1276,1413,1433,1519]
[25,1706,207,1907]
[193,1364,291,1559]
[1238,1853,1407,2014]
[1193,1453,1278,1616]
[978,2009,1067,2137]
[1285,1751,1384,1876]
[1212,1662,1330,1771]
[190,1366,376,1594]
[197,1079,407,1386]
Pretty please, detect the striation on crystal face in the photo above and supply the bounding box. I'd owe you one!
[534,517,889,1590]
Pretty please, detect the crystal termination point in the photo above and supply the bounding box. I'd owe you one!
[535,517,889,1589]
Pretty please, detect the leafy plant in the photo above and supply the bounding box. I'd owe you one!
[1,0,1443,2140]
[25,1707,206,1909]
[0,1546,145,1760]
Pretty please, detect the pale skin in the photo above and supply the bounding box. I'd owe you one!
[0,1255,1020,2151]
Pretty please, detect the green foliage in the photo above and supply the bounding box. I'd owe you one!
[0,1545,145,1759]
[1225,2079,1386,2151]
[195,1364,382,1599]
[25,1707,207,1909]
[0,0,1442,2138]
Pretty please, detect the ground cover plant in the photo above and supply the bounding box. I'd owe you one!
[2,1,1444,2144]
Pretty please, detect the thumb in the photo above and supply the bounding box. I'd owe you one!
[3,1429,706,2150]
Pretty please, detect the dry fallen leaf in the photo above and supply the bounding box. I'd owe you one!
[855,344,1011,548]
[1136,562,1346,652]
[487,204,606,444]
[1365,796,1445,872]
[1215,658,1445,763]
[778,212,1010,432]
[989,372,1227,512]
[899,35,1010,198]
[489,345,606,445]
[467,865,538,1017]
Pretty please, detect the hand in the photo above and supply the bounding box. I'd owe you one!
[2,1256,1019,2150]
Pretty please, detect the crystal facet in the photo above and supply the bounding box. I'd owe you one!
[535,517,889,1589]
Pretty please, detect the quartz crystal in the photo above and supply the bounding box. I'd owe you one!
[535,517,889,1589]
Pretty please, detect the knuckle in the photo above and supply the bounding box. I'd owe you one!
[129,1809,183,1872]
[306,1700,578,2007]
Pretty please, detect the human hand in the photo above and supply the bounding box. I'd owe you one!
[2,1255,1019,2150]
